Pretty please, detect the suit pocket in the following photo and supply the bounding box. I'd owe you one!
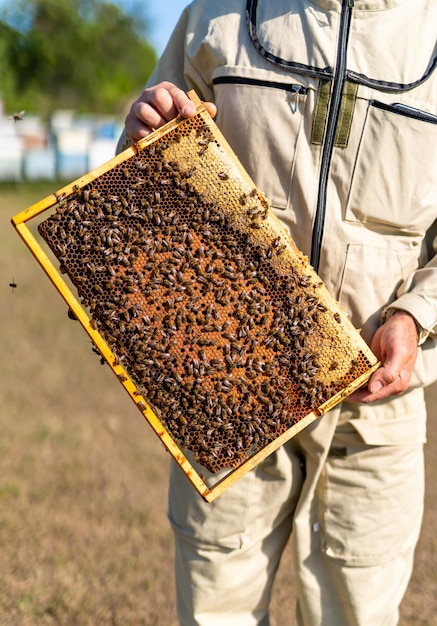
[212,66,307,209]
[321,442,424,566]
[345,100,437,234]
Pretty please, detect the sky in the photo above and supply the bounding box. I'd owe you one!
[141,0,189,55]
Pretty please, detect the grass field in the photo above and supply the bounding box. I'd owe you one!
[1,182,436,625]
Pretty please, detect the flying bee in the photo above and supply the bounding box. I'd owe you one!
[9,277,17,292]
[8,110,25,122]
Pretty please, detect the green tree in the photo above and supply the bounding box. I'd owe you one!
[0,20,17,111]
[0,0,157,117]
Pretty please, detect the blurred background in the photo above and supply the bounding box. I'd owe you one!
[1,1,436,624]
[0,0,187,182]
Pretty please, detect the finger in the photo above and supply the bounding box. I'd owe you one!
[126,85,198,142]
[124,101,156,142]
[135,94,216,128]
[367,364,397,394]
[348,364,412,404]
[348,384,396,404]
[166,84,197,118]
[138,84,216,126]
[204,102,218,119]
[145,84,193,121]
[368,346,416,394]
[134,100,168,131]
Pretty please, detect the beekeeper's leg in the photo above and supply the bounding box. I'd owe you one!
[292,397,426,626]
[168,442,304,626]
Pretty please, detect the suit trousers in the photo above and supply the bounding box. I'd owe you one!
[168,406,425,626]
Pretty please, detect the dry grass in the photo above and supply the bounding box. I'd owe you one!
[1,182,436,625]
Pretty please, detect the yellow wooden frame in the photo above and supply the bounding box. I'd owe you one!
[11,93,379,502]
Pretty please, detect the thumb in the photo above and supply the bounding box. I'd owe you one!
[368,364,397,394]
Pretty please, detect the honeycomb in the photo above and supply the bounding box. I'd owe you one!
[36,102,378,475]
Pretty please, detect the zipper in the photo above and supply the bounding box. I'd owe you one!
[212,76,307,97]
[212,76,307,114]
[310,0,354,272]
[246,0,333,80]
[372,100,437,124]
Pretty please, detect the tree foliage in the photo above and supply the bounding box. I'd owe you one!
[0,0,157,117]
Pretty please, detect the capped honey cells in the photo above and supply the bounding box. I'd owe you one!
[37,107,377,475]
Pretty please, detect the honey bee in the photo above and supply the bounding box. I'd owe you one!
[8,110,25,122]
[67,307,77,320]
[54,192,66,204]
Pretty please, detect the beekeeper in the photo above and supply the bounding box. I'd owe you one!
[118,1,437,624]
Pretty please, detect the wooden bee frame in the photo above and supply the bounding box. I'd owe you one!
[12,92,379,502]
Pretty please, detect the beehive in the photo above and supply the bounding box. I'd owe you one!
[12,91,379,501]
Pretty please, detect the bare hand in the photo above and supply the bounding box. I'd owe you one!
[124,81,217,143]
[348,310,419,403]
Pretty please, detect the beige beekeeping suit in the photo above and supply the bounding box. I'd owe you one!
[118,1,437,623]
